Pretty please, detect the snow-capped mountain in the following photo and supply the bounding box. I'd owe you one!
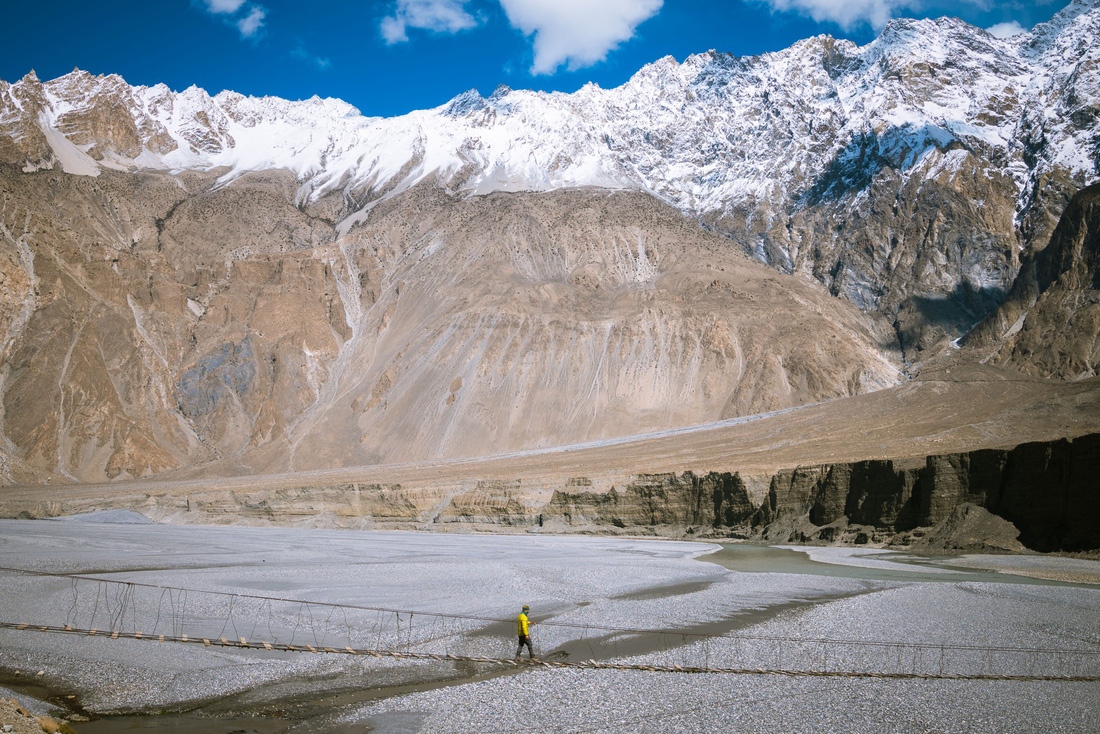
[4,1,1096,205]
[3,1,1098,339]
[0,0,1098,484]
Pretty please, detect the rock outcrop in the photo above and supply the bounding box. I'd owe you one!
[543,472,757,531]
[756,433,1100,551]
[538,432,1100,551]
[967,182,1100,379]
[5,433,1096,552]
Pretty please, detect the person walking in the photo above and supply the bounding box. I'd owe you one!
[515,604,536,660]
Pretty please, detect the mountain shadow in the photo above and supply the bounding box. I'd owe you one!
[896,282,1009,356]
[800,124,960,207]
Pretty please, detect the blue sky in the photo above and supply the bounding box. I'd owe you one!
[0,1,1074,118]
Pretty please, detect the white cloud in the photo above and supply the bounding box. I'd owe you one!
[197,0,267,39]
[760,0,993,32]
[986,20,1027,38]
[236,5,266,38]
[380,16,409,44]
[499,0,663,75]
[762,0,905,30]
[203,0,247,13]
[381,0,479,45]
[378,0,662,74]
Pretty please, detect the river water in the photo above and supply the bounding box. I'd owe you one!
[703,543,1100,588]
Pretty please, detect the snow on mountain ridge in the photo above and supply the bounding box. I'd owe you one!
[1,0,1097,343]
[5,2,1091,213]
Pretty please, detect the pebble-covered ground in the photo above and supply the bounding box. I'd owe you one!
[353,670,1100,733]
[1,516,1098,732]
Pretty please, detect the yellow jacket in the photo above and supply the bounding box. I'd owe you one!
[517,612,529,636]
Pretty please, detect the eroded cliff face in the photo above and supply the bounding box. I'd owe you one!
[6,434,1095,553]
[966,183,1100,379]
[0,167,358,483]
[756,434,1100,551]
[545,433,1100,551]
[543,472,758,531]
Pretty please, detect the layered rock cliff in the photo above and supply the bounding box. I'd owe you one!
[756,434,1100,551]
[5,433,1096,553]
[540,433,1100,551]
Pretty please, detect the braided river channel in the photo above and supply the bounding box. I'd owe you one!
[1,515,1098,732]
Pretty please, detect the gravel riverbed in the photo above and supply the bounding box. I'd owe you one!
[0,516,1098,733]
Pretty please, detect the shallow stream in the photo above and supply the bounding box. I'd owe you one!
[703,543,1100,588]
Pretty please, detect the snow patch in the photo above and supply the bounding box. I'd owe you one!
[1003,312,1027,339]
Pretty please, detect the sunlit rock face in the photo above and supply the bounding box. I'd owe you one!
[0,171,899,483]
[1,1,1098,483]
[967,182,1100,379]
[0,169,355,483]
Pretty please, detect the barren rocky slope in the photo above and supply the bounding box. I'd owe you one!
[1,1,1098,359]
[967,182,1100,377]
[262,185,899,474]
[0,0,1098,505]
[0,169,899,483]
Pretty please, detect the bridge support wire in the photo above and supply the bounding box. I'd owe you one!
[2,620,1099,683]
[3,565,1099,681]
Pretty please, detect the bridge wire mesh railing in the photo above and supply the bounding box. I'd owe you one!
[1,566,1098,681]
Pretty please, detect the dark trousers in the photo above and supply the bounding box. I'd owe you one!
[516,634,534,658]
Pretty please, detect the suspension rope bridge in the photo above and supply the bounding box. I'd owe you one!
[2,621,1098,683]
[2,565,1098,682]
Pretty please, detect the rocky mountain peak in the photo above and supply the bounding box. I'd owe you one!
[1021,0,1100,58]
[443,88,487,117]
[1033,181,1100,291]
[0,6,1095,404]
[965,182,1100,380]
[2,2,1099,484]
